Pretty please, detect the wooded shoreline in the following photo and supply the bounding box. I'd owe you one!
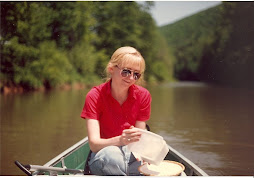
[0,82,87,95]
[1,2,253,93]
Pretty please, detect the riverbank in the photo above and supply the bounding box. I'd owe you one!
[0,82,87,95]
[0,79,153,95]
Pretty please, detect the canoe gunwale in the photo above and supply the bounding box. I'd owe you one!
[167,145,209,176]
[44,137,89,167]
[33,137,89,175]
[33,137,208,176]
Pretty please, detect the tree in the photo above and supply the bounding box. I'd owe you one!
[1,1,174,91]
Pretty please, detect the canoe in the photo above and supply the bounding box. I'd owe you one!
[15,137,208,176]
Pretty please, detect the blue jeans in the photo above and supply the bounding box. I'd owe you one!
[88,146,141,176]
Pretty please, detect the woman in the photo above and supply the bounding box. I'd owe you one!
[81,46,152,175]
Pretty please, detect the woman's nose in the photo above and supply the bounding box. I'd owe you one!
[129,73,135,80]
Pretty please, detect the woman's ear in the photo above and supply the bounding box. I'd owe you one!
[108,66,114,74]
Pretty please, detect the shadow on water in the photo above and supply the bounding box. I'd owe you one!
[1,82,254,175]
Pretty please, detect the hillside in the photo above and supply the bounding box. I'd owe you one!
[160,2,254,89]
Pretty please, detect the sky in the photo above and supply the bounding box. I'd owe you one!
[147,1,222,26]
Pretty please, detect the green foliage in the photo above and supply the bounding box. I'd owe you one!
[160,5,223,81]
[147,30,173,83]
[92,1,173,83]
[37,41,72,88]
[68,43,102,84]
[1,37,39,87]
[160,2,254,88]
[197,2,254,88]
[1,1,173,91]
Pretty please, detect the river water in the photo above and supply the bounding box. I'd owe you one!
[1,82,254,175]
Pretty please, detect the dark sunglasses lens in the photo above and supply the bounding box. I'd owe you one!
[134,73,141,80]
[121,69,131,77]
[121,68,141,80]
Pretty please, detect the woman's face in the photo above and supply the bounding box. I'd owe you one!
[111,63,141,89]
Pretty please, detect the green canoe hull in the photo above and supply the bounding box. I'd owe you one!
[33,137,208,176]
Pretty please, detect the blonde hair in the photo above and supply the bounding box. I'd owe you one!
[105,46,146,85]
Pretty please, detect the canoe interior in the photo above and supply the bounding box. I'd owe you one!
[165,145,208,176]
[34,137,208,176]
[34,138,90,175]
[53,143,90,170]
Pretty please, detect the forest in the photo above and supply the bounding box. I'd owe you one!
[1,2,254,93]
[160,2,254,89]
[1,1,173,92]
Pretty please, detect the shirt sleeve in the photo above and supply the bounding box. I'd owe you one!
[137,88,152,121]
[80,88,101,120]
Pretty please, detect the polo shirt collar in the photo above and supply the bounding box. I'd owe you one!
[106,80,112,96]
[106,79,137,100]
[129,84,137,100]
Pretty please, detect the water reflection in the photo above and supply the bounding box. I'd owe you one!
[1,82,254,175]
[1,89,89,175]
[148,82,254,175]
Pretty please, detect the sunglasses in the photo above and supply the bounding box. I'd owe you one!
[116,66,141,80]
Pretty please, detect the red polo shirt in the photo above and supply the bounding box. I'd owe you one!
[81,80,151,139]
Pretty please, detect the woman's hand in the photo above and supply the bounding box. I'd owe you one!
[120,126,142,145]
